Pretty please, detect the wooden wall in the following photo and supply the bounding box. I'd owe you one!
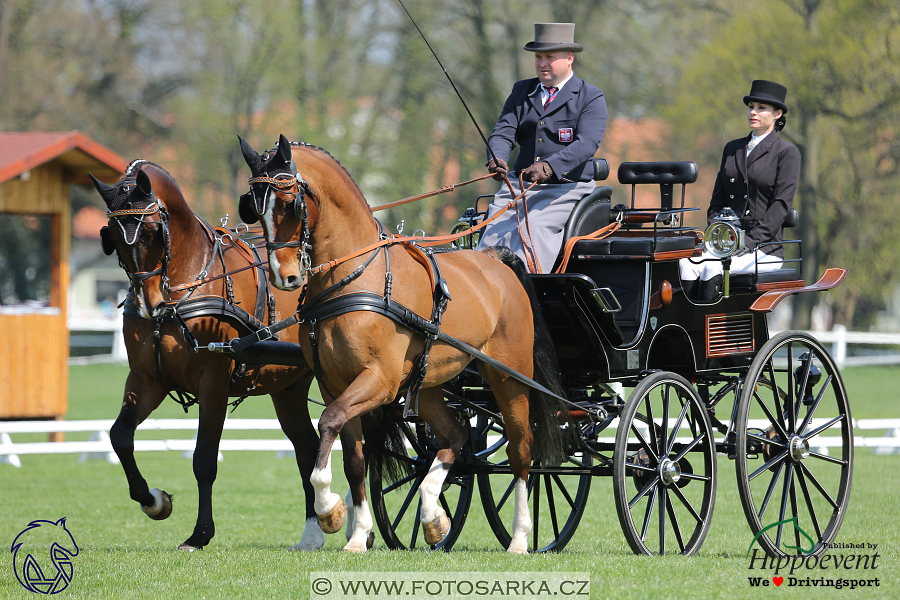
[0,163,70,419]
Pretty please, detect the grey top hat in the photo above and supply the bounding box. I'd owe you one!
[524,23,583,53]
[743,80,788,114]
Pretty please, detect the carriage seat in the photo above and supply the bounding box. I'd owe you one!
[727,208,802,291]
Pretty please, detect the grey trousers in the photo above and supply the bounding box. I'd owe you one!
[476,179,595,273]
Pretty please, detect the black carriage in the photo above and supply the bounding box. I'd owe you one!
[368,160,852,556]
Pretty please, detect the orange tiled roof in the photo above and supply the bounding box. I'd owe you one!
[0,131,128,185]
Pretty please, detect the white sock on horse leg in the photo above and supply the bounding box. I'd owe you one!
[419,456,450,523]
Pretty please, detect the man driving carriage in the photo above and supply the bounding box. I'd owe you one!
[476,22,607,273]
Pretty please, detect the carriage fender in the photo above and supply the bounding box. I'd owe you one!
[646,324,697,375]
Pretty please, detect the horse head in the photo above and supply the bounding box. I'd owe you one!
[238,134,373,292]
[90,162,187,318]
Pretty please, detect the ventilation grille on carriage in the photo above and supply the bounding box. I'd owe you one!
[706,313,754,357]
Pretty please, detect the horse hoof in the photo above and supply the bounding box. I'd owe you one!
[141,488,173,521]
[177,543,200,552]
[422,512,450,546]
[317,499,347,534]
[507,536,528,554]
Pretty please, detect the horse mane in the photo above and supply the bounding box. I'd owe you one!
[289,141,373,217]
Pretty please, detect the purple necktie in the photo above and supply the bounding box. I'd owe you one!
[543,86,558,110]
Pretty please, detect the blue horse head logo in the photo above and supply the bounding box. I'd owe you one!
[11,518,79,594]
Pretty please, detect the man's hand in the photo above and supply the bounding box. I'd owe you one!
[487,158,509,181]
[521,161,553,184]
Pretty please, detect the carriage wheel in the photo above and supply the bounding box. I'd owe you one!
[369,415,475,551]
[613,371,717,555]
[475,413,592,552]
[735,331,853,558]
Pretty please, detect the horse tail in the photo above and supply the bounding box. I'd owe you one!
[362,406,411,485]
[484,246,569,465]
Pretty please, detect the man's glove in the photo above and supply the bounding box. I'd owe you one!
[521,161,553,184]
[487,158,509,181]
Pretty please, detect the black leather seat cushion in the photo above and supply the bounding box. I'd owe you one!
[571,236,696,256]
[730,269,801,288]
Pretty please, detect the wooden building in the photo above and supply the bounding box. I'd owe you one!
[0,131,127,420]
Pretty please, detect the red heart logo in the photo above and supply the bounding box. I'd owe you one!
[773,577,783,586]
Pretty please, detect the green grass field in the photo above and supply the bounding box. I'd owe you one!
[2,364,898,599]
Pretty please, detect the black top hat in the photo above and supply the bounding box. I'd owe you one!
[523,23,583,53]
[743,80,788,114]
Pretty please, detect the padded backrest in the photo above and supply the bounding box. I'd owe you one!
[617,161,698,211]
[563,187,612,240]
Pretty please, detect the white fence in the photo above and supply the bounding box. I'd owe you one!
[2,417,897,468]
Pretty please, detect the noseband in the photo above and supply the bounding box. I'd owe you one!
[246,157,317,278]
[107,195,172,296]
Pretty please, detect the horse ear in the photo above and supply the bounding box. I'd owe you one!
[276,134,292,165]
[89,173,116,206]
[135,169,153,199]
[100,226,116,255]
[238,134,260,167]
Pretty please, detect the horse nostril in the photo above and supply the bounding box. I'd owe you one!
[284,275,300,288]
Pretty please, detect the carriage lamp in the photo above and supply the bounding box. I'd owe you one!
[703,208,745,258]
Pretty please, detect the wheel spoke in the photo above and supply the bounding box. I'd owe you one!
[671,431,706,463]
[765,362,787,434]
[677,471,711,482]
[550,473,577,510]
[391,476,424,530]
[658,483,667,555]
[410,501,422,548]
[794,349,814,431]
[797,462,839,510]
[382,470,424,494]
[796,467,824,540]
[775,463,795,549]
[748,431,786,449]
[545,474,561,541]
[630,422,660,463]
[532,473,541,551]
[639,486,658,542]
[754,387,790,439]
[797,374,833,433]
[629,474,661,509]
[666,397,690,455]
[669,482,702,523]
[660,384,670,455]
[808,451,847,466]
[750,449,789,482]
[802,415,846,442]
[789,471,802,552]
[496,477,516,512]
[786,344,796,432]
[665,488,686,554]
[757,461,785,522]
[644,396,658,456]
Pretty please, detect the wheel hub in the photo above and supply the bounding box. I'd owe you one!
[659,457,681,486]
[789,435,810,462]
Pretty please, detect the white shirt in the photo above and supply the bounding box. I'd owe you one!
[747,130,771,155]
[540,71,575,106]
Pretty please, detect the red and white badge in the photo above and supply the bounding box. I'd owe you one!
[558,128,573,142]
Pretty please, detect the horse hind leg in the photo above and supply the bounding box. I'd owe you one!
[415,388,467,547]
[340,418,374,552]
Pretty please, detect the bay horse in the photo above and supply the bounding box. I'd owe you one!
[238,135,566,553]
[90,161,371,551]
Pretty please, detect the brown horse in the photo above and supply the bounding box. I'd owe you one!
[238,135,566,553]
[90,161,337,551]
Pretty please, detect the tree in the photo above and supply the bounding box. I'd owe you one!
[662,0,900,328]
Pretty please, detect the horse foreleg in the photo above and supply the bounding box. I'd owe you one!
[179,380,229,551]
[271,375,325,551]
[110,370,170,518]
[340,418,374,552]
[416,389,467,546]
